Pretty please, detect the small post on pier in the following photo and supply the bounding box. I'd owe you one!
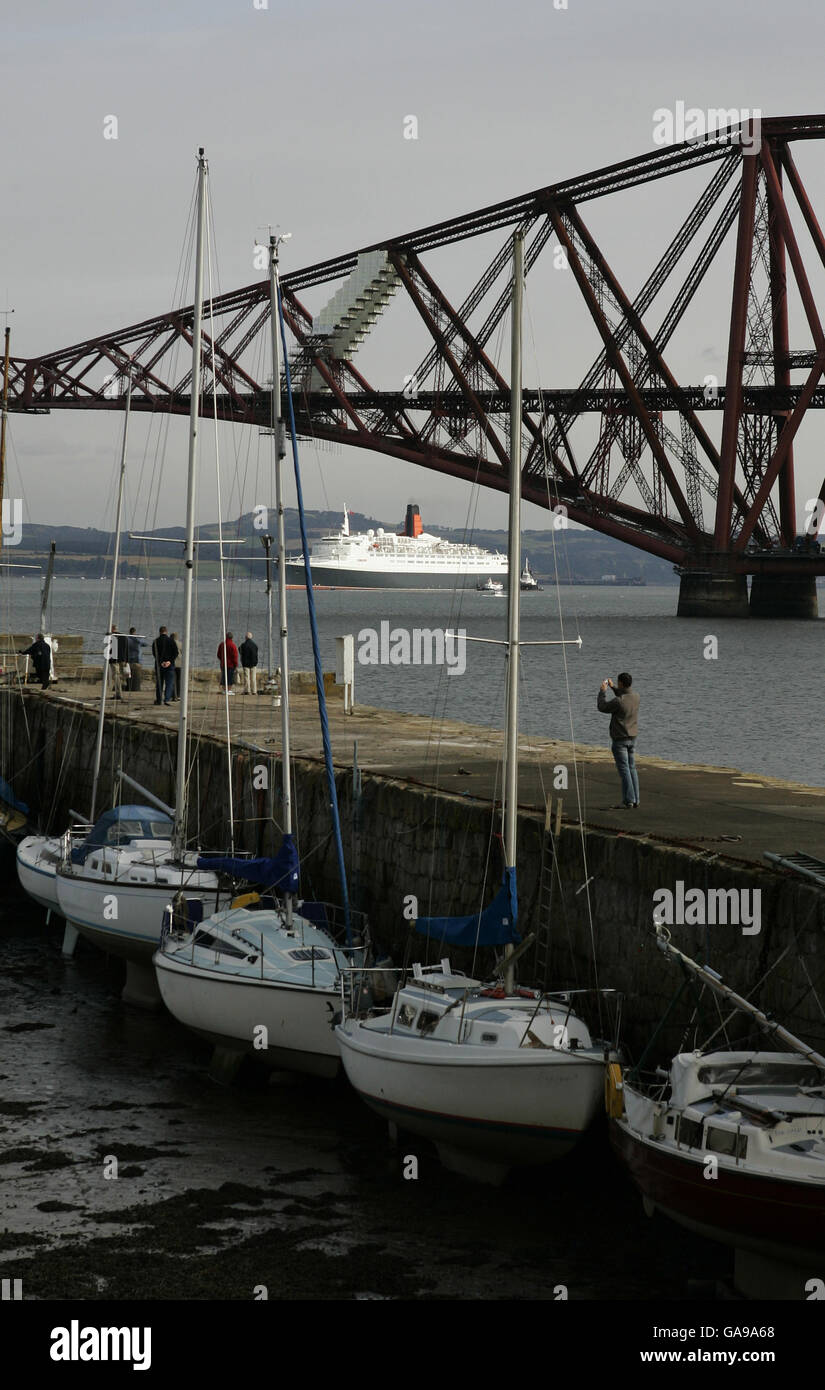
[335,634,355,713]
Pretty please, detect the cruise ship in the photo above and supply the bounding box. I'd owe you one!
[285,505,508,589]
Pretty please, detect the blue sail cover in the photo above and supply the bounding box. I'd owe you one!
[415,867,520,947]
[197,833,300,893]
[0,776,28,816]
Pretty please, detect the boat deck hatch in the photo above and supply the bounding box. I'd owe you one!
[193,931,249,959]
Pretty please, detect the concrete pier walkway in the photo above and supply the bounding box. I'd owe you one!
[36,677,825,871]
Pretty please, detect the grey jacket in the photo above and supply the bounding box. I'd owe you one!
[597,685,640,741]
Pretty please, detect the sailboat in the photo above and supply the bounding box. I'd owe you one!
[18,378,139,917]
[335,233,617,1183]
[154,229,367,1078]
[50,152,226,1006]
[610,926,825,1277]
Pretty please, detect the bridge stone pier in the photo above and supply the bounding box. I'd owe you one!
[676,572,750,619]
[678,571,819,619]
[749,573,819,619]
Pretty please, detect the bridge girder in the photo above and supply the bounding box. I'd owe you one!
[7,115,825,575]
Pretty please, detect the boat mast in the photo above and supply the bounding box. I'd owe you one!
[268,233,293,925]
[656,928,825,1075]
[503,230,524,995]
[173,148,207,853]
[0,324,10,562]
[39,544,55,636]
[89,374,131,822]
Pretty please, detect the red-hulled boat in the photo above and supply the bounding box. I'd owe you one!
[610,931,825,1270]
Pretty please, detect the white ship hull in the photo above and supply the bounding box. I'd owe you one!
[286,561,508,590]
[154,952,341,1078]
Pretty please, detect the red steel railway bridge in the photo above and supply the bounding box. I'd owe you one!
[6,115,825,617]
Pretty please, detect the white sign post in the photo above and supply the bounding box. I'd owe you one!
[335,634,355,714]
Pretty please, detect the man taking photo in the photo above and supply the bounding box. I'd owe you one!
[597,672,640,809]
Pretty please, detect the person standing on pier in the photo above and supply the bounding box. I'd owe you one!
[171,632,182,701]
[18,633,52,691]
[598,672,640,809]
[239,631,258,695]
[126,627,145,693]
[105,625,126,701]
[217,631,239,693]
[152,626,178,705]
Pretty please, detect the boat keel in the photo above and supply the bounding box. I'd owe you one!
[61,922,79,958]
[121,960,163,1011]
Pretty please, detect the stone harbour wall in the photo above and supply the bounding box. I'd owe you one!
[4,689,824,1061]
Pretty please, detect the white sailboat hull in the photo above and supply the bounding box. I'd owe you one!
[16,836,62,913]
[55,872,222,964]
[154,952,341,1077]
[336,1020,605,1171]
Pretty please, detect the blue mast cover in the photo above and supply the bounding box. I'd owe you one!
[0,776,28,816]
[415,867,520,947]
[197,833,299,893]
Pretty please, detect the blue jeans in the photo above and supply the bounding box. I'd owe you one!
[156,665,175,703]
[611,739,639,806]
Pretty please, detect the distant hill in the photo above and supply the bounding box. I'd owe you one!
[9,507,677,584]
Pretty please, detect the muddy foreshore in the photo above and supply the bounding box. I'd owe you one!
[0,881,730,1301]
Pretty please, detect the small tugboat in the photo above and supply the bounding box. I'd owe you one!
[519,557,542,591]
[476,576,504,595]
[610,926,825,1293]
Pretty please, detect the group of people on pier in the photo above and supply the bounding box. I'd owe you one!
[102,625,260,704]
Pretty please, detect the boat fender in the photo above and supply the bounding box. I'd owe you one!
[231,891,261,910]
[605,1062,624,1119]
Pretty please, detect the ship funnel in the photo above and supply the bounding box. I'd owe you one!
[400,504,423,538]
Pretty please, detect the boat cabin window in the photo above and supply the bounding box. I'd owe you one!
[289,948,330,962]
[705,1126,747,1160]
[698,1061,820,1090]
[193,930,249,959]
[396,1003,417,1028]
[105,820,143,842]
[480,1032,498,1044]
[103,819,171,845]
[416,1010,440,1033]
[676,1116,704,1149]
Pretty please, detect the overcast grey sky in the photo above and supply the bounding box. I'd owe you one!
[4,0,825,537]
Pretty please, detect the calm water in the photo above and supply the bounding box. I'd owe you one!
[4,576,822,786]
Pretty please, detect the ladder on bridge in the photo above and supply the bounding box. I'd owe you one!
[302,251,400,390]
